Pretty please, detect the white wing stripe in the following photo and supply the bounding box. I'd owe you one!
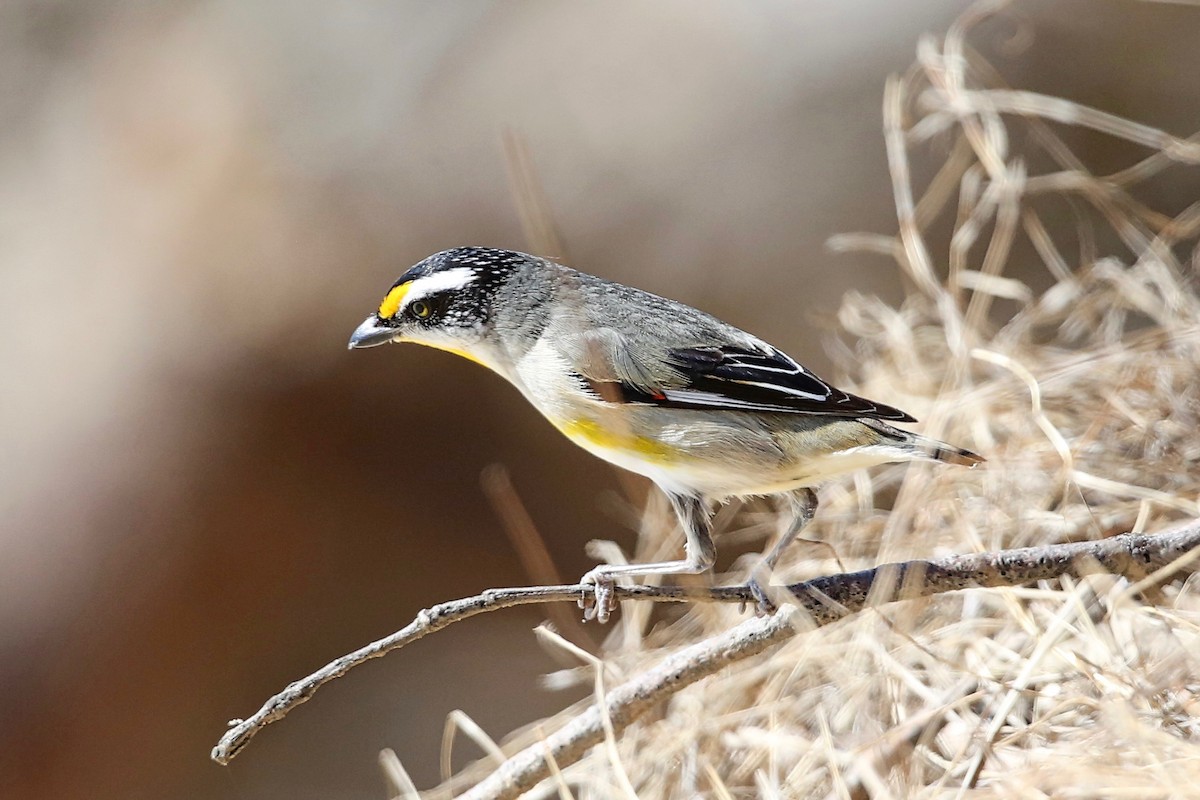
[728,363,798,374]
[728,379,827,400]
[661,389,793,410]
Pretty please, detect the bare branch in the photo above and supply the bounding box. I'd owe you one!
[211,520,1200,773]
[458,521,1200,799]
[463,606,799,800]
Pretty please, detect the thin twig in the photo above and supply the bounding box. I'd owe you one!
[482,464,591,644]
[502,127,569,260]
[463,607,800,800]
[837,677,981,800]
[459,520,1200,800]
[212,520,1200,770]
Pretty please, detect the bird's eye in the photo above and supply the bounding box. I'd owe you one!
[410,300,432,319]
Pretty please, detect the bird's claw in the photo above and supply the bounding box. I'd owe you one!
[744,577,778,617]
[579,570,617,623]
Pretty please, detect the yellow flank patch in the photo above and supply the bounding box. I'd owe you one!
[555,418,679,463]
[378,282,411,318]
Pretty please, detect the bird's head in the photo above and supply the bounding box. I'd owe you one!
[348,247,533,366]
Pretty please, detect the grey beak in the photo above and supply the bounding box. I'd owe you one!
[347,316,401,349]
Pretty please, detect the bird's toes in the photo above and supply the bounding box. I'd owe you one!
[746,577,778,617]
[578,570,617,623]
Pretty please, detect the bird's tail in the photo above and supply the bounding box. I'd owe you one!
[862,419,985,467]
[909,432,985,467]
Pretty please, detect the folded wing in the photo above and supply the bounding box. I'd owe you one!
[574,335,915,422]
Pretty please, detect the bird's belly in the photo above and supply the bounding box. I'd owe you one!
[552,419,742,496]
[544,407,910,499]
[545,409,794,497]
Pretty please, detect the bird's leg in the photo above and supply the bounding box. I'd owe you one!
[579,492,715,623]
[746,487,818,615]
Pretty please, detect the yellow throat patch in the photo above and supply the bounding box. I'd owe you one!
[417,340,489,368]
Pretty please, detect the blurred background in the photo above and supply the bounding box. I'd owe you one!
[1,1,1197,797]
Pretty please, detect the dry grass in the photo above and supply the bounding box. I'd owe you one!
[422,6,1200,798]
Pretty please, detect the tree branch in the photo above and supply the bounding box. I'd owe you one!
[457,521,1200,800]
[211,521,1200,778]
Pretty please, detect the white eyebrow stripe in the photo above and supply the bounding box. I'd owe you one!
[399,267,477,310]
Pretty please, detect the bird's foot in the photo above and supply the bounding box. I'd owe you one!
[578,569,617,623]
[742,577,778,617]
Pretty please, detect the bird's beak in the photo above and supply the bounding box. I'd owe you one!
[347,316,401,349]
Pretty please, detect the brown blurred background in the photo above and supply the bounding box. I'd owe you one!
[2,1,1197,797]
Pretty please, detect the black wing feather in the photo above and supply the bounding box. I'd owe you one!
[584,344,915,421]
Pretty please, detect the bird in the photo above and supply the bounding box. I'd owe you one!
[348,247,982,621]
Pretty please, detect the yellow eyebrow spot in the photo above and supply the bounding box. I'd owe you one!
[378,282,411,318]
